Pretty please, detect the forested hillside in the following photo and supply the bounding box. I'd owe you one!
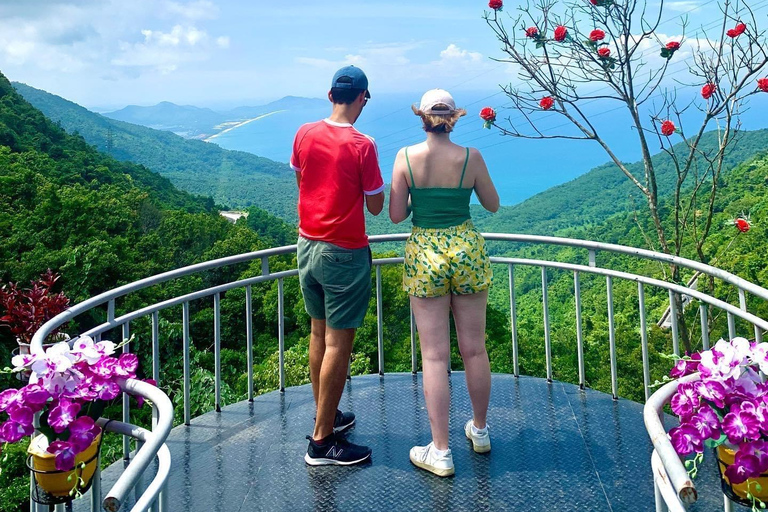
[12,82,298,220]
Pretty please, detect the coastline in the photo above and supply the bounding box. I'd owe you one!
[205,110,286,141]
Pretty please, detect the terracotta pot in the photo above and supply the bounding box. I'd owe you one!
[27,433,101,497]
[717,445,768,501]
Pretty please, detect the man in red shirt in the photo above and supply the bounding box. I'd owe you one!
[290,65,384,465]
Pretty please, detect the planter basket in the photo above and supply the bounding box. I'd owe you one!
[716,445,768,506]
[26,432,102,505]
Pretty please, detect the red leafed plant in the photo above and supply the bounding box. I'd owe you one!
[0,270,70,344]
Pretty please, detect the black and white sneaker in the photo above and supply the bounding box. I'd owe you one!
[333,409,355,433]
[304,434,372,466]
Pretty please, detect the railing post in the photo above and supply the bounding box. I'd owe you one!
[122,322,131,460]
[509,264,519,378]
[278,278,285,392]
[669,290,680,356]
[588,249,596,267]
[739,287,761,342]
[699,304,710,351]
[90,451,101,512]
[607,277,618,400]
[574,271,585,389]
[183,301,191,426]
[214,293,222,412]
[107,298,115,323]
[639,283,651,401]
[261,256,269,276]
[410,306,417,374]
[152,311,160,429]
[246,285,254,401]
[376,265,384,376]
[728,312,736,340]
[541,267,552,382]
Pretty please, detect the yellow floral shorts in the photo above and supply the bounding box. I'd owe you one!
[403,220,492,298]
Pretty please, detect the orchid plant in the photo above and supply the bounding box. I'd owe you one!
[0,336,152,478]
[669,337,768,510]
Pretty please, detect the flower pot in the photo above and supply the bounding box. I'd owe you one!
[27,433,101,497]
[16,332,69,355]
[716,445,768,502]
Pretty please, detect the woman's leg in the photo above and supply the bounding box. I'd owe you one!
[411,294,452,450]
[451,289,491,428]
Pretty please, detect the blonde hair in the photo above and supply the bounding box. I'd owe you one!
[411,104,467,133]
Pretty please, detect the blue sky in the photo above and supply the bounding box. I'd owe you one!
[0,0,733,110]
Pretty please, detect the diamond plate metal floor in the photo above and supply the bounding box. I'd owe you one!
[78,373,739,511]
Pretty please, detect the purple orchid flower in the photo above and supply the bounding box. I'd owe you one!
[671,382,700,419]
[723,407,761,444]
[21,383,50,407]
[90,378,121,400]
[0,419,34,443]
[115,353,138,378]
[726,452,762,484]
[47,441,76,472]
[695,380,727,409]
[91,356,118,378]
[670,424,703,455]
[47,399,82,434]
[0,389,19,412]
[690,405,721,440]
[68,416,101,452]
[8,404,34,426]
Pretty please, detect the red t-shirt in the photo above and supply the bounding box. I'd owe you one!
[290,119,385,249]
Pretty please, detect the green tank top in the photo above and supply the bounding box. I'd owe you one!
[407,146,472,229]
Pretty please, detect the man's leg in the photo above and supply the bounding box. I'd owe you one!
[312,326,355,441]
[309,318,326,405]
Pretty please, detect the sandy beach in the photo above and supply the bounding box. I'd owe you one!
[205,110,286,141]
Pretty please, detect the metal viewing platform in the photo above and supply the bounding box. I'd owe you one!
[30,233,767,512]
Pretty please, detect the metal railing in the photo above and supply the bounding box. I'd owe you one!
[30,233,768,510]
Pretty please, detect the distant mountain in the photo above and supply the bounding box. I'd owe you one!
[221,96,327,120]
[13,82,298,220]
[103,101,225,138]
[100,96,327,139]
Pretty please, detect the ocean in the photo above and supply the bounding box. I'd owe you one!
[208,90,765,206]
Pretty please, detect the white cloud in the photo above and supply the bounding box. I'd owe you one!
[439,44,482,63]
[664,1,701,13]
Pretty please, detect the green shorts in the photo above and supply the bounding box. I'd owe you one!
[297,237,372,330]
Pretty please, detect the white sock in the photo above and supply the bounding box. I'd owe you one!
[432,446,450,458]
[471,423,488,435]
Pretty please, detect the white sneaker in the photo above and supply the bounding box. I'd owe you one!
[465,419,491,453]
[409,442,455,477]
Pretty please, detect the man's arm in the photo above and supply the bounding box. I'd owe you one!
[365,191,384,215]
[295,170,301,188]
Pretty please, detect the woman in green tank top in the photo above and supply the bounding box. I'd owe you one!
[389,89,500,477]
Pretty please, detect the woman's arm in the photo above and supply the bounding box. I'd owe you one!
[389,148,412,224]
[471,148,499,213]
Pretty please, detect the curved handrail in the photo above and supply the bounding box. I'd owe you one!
[99,379,174,512]
[72,255,768,341]
[29,233,768,352]
[644,373,702,505]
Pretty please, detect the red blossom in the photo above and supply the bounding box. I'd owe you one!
[479,107,496,122]
[589,0,598,4]
[589,29,605,42]
[525,27,539,38]
[597,47,611,58]
[488,0,503,10]
[727,22,747,38]
[734,218,751,233]
[666,41,681,51]
[554,26,568,42]
[701,83,717,100]
[661,120,676,137]
[540,96,555,110]
[758,78,768,92]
